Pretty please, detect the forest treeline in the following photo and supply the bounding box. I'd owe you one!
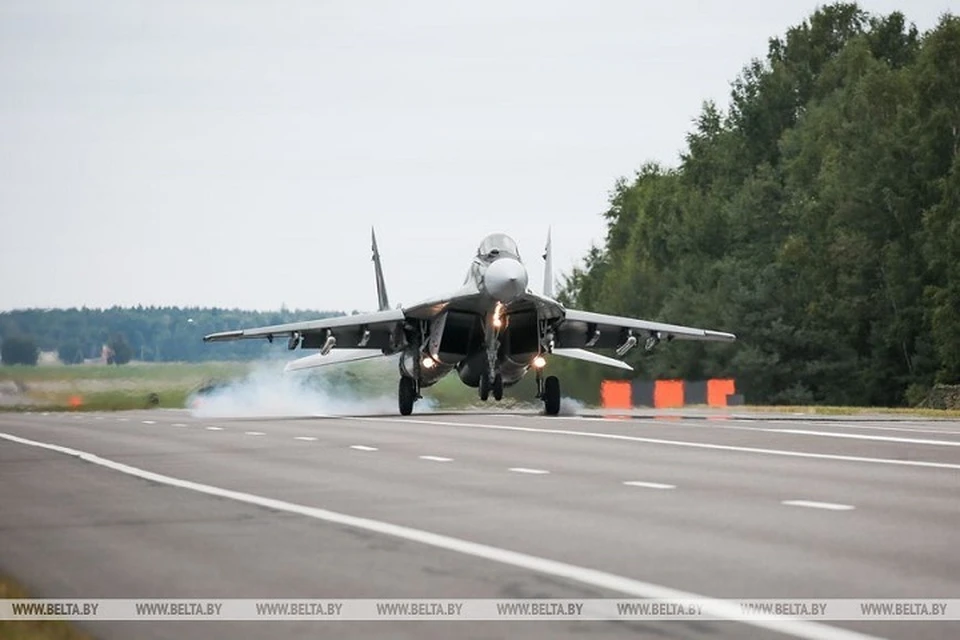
[0,307,342,363]
[556,3,960,406]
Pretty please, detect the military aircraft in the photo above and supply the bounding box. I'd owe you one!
[203,230,736,415]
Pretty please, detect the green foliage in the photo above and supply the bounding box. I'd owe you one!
[57,340,85,364]
[0,306,343,363]
[107,333,133,365]
[561,4,960,406]
[1,335,39,366]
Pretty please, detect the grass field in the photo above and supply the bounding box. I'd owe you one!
[0,362,250,411]
[2,361,958,416]
[0,575,94,640]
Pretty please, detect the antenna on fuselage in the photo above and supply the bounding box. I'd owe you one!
[542,227,554,298]
[371,227,391,311]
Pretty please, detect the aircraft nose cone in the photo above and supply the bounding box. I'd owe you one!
[483,258,528,302]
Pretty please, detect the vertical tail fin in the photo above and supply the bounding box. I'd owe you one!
[542,227,554,298]
[371,227,391,311]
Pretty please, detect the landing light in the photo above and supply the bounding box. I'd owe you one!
[421,356,436,369]
[533,355,546,369]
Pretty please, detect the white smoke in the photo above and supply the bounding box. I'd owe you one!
[189,359,434,418]
[558,396,585,416]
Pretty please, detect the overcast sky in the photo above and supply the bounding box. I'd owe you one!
[1,0,953,313]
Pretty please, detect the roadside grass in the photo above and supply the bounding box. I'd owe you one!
[0,362,247,382]
[0,575,95,640]
[0,362,249,412]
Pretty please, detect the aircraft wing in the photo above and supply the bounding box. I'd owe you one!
[557,308,736,349]
[203,309,406,351]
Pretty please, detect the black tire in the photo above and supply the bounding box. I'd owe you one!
[479,374,490,401]
[492,373,504,401]
[543,375,560,416]
[399,377,416,416]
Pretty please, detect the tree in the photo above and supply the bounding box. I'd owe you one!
[559,4,959,406]
[58,340,85,365]
[107,334,133,365]
[1,335,39,366]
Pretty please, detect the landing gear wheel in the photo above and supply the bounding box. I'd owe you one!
[492,374,504,401]
[399,377,416,416]
[543,375,560,416]
[479,374,490,401]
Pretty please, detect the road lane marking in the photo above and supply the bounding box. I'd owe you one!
[623,481,676,490]
[350,445,378,451]
[552,414,960,437]
[782,500,855,511]
[764,429,960,447]
[172,423,187,427]
[0,431,881,640]
[116,418,128,422]
[294,436,318,441]
[142,420,157,425]
[245,431,265,436]
[420,455,453,462]
[205,426,224,431]
[509,467,549,475]
[352,417,960,470]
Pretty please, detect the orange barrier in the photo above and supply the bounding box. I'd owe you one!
[707,379,736,407]
[653,380,684,408]
[68,395,83,409]
[600,380,632,409]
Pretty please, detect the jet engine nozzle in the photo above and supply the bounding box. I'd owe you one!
[483,257,528,303]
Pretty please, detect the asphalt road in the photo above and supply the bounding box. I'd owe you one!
[1,406,959,640]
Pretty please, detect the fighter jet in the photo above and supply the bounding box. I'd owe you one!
[203,230,736,415]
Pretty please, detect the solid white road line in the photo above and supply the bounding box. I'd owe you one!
[554,414,960,438]
[0,431,881,640]
[419,455,453,462]
[782,500,856,512]
[765,428,960,447]
[623,481,676,490]
[245,431,265,436]
[294,436,318,441]
[354,417,960,470]
[205,426,223,431]
[350,445,378,451]
[509,467,550,475]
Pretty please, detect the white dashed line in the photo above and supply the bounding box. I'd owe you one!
[95,416,104,420]
[623,481,676,490]
[116,418,128,422]
[205,426,224,431]
[0,430,883,640]
[245,431,265,436]
[509,467,550,475]
[355,417,960,470]
[294,436,318,441]
[781,500,855,511]
[172,423,187,427]
[350,445,378,451]
[142,420,157,425]
[419,455,453,462]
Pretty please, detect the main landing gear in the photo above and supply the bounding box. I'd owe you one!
[399,376,418,416]
[535,367,561,416]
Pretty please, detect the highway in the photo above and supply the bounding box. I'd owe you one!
[1,407,959,639]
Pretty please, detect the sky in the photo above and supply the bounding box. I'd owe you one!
[1,0,954,313]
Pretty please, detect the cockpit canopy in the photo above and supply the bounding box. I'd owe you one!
[477,233,521,261]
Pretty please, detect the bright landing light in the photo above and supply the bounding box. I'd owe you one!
[421,356,436,369]
[533,355,546,369]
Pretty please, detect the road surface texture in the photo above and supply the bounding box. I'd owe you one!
[2,407,958,639]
